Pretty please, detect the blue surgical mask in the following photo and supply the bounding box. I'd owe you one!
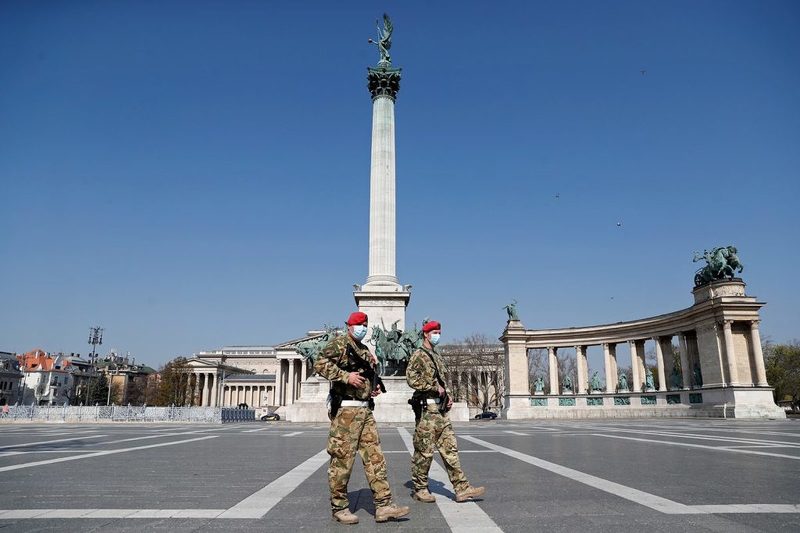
[430,333,441,346]
[352,325,367,340]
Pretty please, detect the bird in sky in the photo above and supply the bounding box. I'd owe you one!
[616,222,623,227]
[640,69,647,76]
[555,193,560,200]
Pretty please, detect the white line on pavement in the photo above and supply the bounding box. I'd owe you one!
[691,504,800,514]
[462,435,703,515]
[0,435,218,473]
[592,433,800,460]
[281,431,303,437]
[218,448,329,519]
[397,427,503,533]
[504,431,528,436]
[242,427,269,433]
[0,435,107,451]
[0,509,227,519]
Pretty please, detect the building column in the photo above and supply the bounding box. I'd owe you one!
[677,333,691,389]
[750,321,768,386]
[576,346,587,394]
[209,374,217,407]
[654,337,667,392]
[603,344,614,393]
[630,341,641,392]
[723,320,739,385]
[201,374,209,407]
[288,360,297,405]
[547,347,559,395]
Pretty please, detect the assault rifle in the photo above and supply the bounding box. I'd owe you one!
[345,344,387,394]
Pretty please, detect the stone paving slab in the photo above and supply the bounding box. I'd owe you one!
[0,419,798,532]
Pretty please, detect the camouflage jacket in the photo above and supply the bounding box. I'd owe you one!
[406,346,450,398]
[313,334,373,401]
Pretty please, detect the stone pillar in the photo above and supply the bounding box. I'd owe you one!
[209,374,217,407]
[723,320,739,385]
[276,360,285,407]
[629,341,641,392]
[288,360,297,404]
[750,321,768,386]
[576,346,587,394]
[654,337,667,392]
[366,70,400,287]
[603,344,614,393]
[201,374,210,407]
[502,322,529,418]
[678,333,691,389]
[547,347,559,394]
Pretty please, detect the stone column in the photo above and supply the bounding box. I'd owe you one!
[723,320,739,385]
[202,374,210,407]
[678,333,691,389]
[603,344,614,393]
[750,321,768,386]
[547,347,559,394]
[654,337,667,392]
[502,323,530,418]
[365,68,401,287]
[288,360,297,404]
[576,346,587,394]
[629,341,641,392]
[276,360,285,407]
[209,374,217,407]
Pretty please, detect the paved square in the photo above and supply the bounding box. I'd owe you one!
[1,419,799,532]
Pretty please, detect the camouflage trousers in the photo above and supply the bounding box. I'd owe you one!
[326,407,392,513]
[412,405,469,493]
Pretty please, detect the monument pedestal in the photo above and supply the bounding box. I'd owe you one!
[354,286,411,332]
[284,375,469,423]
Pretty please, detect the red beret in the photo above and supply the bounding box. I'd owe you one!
[346,312,369,326]
[422,320,441,333]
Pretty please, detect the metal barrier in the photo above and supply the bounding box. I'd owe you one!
[0,405,256,424]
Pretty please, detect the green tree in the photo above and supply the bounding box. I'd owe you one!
[765,341,800,412]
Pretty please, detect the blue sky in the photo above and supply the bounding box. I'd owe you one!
[1,1,798,368]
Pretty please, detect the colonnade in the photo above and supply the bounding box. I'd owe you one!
[221,384,274,408]
[180,372,219,407]
[449,369,502,407]
[501,280,778,419]
[535,320,768,395]
[275,358,309,408]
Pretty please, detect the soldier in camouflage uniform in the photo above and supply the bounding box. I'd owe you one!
[314,311,410,525]
[406,320,486,503]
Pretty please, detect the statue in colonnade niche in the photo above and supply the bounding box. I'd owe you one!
[693,246,744,287]
[562,374,573,393]
[670,366,682,389]
[533,376,544,394]
[502,300,519,321]
[693,364,703,387]
[617,373,629,392]
[645,368,655,391]
[590,371,602,392]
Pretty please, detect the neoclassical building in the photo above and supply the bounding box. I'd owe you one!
[502,279,783,419]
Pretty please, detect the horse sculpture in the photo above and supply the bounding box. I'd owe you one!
[693,245,743,287]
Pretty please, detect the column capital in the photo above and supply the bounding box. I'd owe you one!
[367,65,402,101]
[750,319,761,327]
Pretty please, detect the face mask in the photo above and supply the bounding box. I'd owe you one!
[351,325,367,340]
[429,333,441,346]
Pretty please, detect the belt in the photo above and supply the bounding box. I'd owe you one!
[340,400,370,408]
[426,398,441,405]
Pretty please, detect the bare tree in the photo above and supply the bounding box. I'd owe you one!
[528,348,547,393]
[440,334,504,410]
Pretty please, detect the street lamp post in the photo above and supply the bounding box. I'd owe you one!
[86,327,103,404]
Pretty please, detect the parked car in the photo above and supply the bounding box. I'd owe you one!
[474,411,497,420]
[261,412,280,421]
